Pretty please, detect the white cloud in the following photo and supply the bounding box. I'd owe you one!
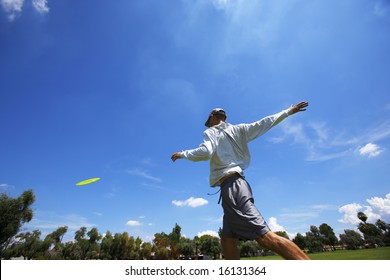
[1,0,24,20]
[311,204,337,211]
[126,220,141,227]
[32,0,49,14]
[282,122,311,145]
[0,0,23,12]
[127,168,161,182]
[277,121,351,162]
[274,119,390,162]
[268,217,296,240]
[0,183,15,191]
[172,197,208,208]
[367,193,390,219]
[212,0,231,10]
[26,212,97,243]
[359,143,383,158]
[338,193,390,225]
[1,0,49,20]
[338,203,364,224]
[275,204,338,236]
[197,230,219,238]
[363,206,382,223]
[364,120,390,143]
[268,217,285,232]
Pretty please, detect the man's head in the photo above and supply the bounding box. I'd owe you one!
[205,108,227,127]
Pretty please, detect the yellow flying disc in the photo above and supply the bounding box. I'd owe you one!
[76,177,101,186]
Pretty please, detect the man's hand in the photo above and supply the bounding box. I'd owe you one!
[171,152,182,162]
[290,101,309,114]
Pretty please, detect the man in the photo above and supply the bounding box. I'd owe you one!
[171,101,310,260]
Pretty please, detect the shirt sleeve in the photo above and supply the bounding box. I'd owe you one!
[180,131,214,162]
[243,108,292,142]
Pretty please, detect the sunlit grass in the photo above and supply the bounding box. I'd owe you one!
[242,246,390,260]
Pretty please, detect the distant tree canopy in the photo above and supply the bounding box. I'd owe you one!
[357,213,388,247]
[1,189,389,259]
[0,190,35,254]
[339,229,364,250]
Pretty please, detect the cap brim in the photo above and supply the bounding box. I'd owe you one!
[205,116,211,127]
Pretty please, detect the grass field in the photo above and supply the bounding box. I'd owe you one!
[243,246,390,260]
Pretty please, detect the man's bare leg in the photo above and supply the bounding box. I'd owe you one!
[221,236,240,260]
[256,231,310,260]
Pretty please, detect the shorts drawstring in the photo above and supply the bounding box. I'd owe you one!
[207,188,222,204]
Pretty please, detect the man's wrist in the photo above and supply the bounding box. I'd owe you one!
[287,107,295,116]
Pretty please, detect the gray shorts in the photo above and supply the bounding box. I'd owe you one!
[220,174,270,240]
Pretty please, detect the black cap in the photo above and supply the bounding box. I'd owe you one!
[205,108,227,127]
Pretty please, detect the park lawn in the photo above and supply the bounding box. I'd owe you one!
[242,246,390,260]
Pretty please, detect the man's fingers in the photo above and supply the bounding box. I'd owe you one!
[299,101,309,107]
[171,152,181,162]
[295,102,309,111]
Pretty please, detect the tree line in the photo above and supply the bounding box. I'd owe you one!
[1,190,389,260]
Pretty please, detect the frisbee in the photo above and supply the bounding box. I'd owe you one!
[76,177,101,186]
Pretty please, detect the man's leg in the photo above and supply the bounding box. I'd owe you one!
[221,236,240,260]
[256,231,310,260]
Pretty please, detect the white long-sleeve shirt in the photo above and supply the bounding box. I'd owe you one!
[180,108,293,187]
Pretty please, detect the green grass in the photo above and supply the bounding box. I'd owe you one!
[243,246,390,260]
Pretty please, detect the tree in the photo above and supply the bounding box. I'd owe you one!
[169,223,181,244]
[86,227,102,259]
[193,236,201,259]
[357,212,368,223]
[177,237,195,259]
[339,229,364,250]
[169,223,182,259]
[2,230,48,260]
[152,224,185,260]
[110,233,122,259]
[62,241,75,260]
[358,222,384,247]
[376,219,389,232]
[240,240,260,257]
[126,235,138,259]
[319,223,338,250]
[0,190,35,256]
[72,227,91,259]
[199,234,221,259]
[47,226,68,245]
[376,219,390,246]
[153,232,171,259]
[118,232,135,260]
[134,237,142,259]
[140,242,152,260]
[292,233,306,250]
[44,226,68,259]
[356,213,384,247]
[305,226,323,253]
[100,231,114,259]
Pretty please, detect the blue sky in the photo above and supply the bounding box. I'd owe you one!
[1,0,389,242]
